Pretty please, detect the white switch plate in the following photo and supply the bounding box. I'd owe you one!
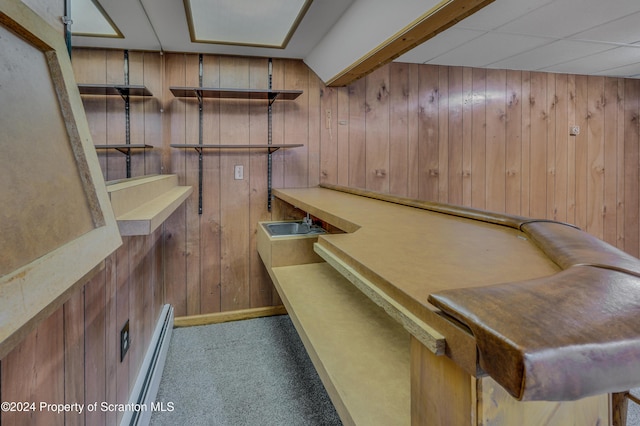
[234,165,243,180]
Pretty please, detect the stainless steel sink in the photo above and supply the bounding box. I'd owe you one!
[263,221,326,237]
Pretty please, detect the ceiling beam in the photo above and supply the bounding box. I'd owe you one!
[326,0,495,87]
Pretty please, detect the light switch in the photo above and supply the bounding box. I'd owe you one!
[234,165,243,180]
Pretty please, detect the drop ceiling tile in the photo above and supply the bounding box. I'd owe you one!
[570,11,640,45]
[593,62,640,78]
[488,39,614,71]
[427,33,550,67]
[542,46,640,74]
[457,0,553,31]
[498,0,640,38]
[395,28,485,63]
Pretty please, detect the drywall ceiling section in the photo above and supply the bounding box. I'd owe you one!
[303,0,443,84]
[72,0,160,50]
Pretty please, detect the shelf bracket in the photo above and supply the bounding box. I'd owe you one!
[113,147,132,155]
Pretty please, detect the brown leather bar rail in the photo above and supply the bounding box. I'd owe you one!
[429,221,640,401]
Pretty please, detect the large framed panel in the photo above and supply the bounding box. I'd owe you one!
[0,0,121,359]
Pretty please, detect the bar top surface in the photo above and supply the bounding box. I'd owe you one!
[274,186,560,317]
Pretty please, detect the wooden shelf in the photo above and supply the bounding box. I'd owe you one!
[270,262,410,425]
[95,144,153,155]
[107,174,192,236]
[169,86,302,101]
[170,143,303,154]
[78,83,153,97]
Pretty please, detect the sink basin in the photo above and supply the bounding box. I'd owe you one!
[263,221,326,237]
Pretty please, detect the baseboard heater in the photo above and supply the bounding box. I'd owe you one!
[121,304,174,426]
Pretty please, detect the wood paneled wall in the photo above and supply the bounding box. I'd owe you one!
[324,65,640,257]
[1,231,164,426]
[71,48,640,320]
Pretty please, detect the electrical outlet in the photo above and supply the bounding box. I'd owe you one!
[120,320,130,362]
[234,165,243,180]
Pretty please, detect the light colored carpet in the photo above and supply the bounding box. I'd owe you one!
[149,315,342,426]
[149,313,640,425]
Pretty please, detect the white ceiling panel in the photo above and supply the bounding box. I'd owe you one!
[426,33,551,68]
[542,46,640,76]
[488,40,614,71]
[498,0,640,38]
[394,28,484,64]
[456,0,553,31]
[570,12,640,45]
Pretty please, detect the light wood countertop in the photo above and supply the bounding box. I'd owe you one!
[274,186,559,321]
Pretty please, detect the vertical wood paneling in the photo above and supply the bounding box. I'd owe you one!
[603,78,619,247]
[529,72,547,219]
[505,70,523,216]
[320,86,338,184]
[219,56,251,311]
[365,66,390,193]
[389,63,409,196]
[249,58,271,308]
[85,266,106,426]
[520,72,532,217]
[418,65,439,201]
[104,250,118,426]
[407,64,421,199]
[184,54,201,316]
[143,52,163,175]
[485,69,506,213]
[462,67,473,207]
[555,74,569,223]
[200,54,222,314]
[546,74,557,221]
[106,51,126,181]
[448,67,464,206]
[163,53,188,316]
[129,52,146,178]
[284,59,311,188]
[437,66,449,203]
[115,241,130,426]
[575,75,589,230]
[307,71,322,188]
[64,289,85,426]
[616,79,626,250]
[471,68,486,209]
[566,74,577,224]
[587,76,606,239]
[73,49,108,178]
[337,86,350,187]
[348,78,366,189]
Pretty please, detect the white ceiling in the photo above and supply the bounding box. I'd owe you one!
[71,0,640,83]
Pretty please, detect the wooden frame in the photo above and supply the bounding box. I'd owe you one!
[0,0,121,359]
